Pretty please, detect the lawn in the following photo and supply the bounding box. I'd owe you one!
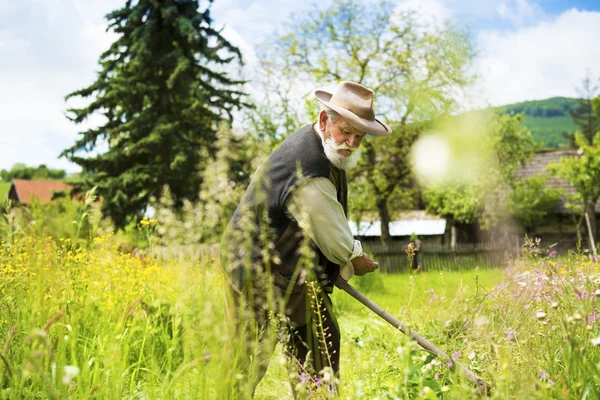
[256,269,504,398]
[0,231,598,399]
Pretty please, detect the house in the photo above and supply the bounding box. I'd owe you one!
[516,149,600,249]
[349,210,446,242]
[517,149,600,214]
[8,179,71,205]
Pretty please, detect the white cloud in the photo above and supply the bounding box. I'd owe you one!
[470,8,600,107]
[497,0,544,25]
[394,0,455,26]
[0,0,124,173]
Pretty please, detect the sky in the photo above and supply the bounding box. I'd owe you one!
[1,0,599,173]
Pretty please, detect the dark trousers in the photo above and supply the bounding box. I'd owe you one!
[228,282,341,398]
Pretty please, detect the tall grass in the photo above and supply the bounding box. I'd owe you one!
[1,226,599,398]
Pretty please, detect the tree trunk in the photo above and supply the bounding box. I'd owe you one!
[450,224,457,249]
[376,198,392,244]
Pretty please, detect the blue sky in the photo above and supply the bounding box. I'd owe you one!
[1,0,599,173]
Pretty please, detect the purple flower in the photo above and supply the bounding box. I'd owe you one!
[429,294,439,305]
[505,328,517,341]
[548,250,557,257]
[538,370,548,380]
[434,374,440,380]
[452,351,460,361]
[299,372,309,384]
[576,290,589,300]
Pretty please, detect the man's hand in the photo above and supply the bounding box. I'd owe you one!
[351,253,378,276]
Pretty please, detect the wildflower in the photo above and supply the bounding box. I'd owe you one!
[452,351,460,361]
[468,351,476,360]
[551,302,559,309]
[62,365,79,385]
[536,311,547,320]
[505,328,517,341]
[548,250,557,257]
[538,370,548,380]
[434,373,440,380]
[591,337,600,346]
[429,294,439,305]
[575,290,589,300]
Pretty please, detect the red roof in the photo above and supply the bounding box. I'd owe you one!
[10,179,71,205]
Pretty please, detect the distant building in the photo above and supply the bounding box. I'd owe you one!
[349,210,446,239]
[8,179,71,205]
[517,149,600,214]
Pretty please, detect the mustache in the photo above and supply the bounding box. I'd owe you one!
[327,140,356,151]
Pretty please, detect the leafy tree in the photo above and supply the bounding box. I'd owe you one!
[423,112,554,241]
[508,176,560,231]
[61,0,246,228]
[565,74,600,146]
[259,0,476,242]
[548,132,600,249]
[0,163,66,181]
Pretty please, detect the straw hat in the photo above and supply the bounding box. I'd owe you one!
[314,81,391,136]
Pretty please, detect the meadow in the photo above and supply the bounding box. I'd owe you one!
[1,222,599,399]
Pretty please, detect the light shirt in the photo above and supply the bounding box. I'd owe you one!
[284,123,363,280]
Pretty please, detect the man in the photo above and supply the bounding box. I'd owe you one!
[220,81,391,397]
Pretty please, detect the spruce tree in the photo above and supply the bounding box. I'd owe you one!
[62,0,246,228]
[566,74,600,146]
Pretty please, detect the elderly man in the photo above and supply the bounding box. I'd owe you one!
[221,81,391,397]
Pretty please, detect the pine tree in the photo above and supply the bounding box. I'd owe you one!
[61,0,246,228]
[565,74,600,146]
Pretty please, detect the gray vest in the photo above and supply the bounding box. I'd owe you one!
[222,124,348,300]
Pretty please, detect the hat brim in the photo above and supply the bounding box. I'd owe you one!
[314,89,392,136]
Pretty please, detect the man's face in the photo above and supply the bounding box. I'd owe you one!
[319,111,366,158]
[319,111,365,170]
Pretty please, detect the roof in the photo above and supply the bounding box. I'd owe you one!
[350,211,447,236]
[9,179,71,205]
[517,149,600,213]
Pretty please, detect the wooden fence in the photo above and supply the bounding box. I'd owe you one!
[149,242,510,273]
[363,242,511,273]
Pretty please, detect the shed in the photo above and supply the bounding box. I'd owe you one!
[349,210,446,237]
[517,149,600,214]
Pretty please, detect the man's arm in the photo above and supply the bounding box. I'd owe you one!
[285,177,376,276]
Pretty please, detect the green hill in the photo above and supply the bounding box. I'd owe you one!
[497,97,580,148]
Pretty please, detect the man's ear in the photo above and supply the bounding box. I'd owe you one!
[319,110,328,131]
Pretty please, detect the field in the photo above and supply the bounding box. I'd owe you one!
[1,232,599,399]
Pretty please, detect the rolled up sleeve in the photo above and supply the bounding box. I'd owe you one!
[285,177,363,265]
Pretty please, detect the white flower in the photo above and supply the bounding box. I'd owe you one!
[62,365,79,385]
[591,337,600,346]
[536,312,547,320]
[468,351,476,360]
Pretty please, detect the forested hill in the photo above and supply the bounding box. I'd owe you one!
[497,97,580,148]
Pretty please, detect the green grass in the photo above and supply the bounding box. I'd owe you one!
[0,181,10,201]
[256,269,503,398]
[1,228,599,399]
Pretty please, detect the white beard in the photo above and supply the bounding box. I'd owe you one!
[322,137,362,170]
